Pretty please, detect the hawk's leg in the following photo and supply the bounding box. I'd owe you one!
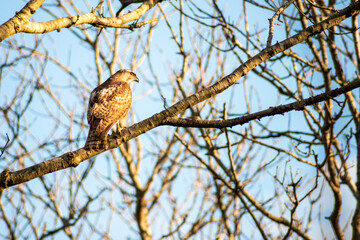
[116,122,123,134]
[111,122,124,136]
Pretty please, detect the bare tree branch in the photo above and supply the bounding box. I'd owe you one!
[0,0,161,42]
[162,78,360,128]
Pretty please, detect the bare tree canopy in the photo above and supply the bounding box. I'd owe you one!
[0,0,360,239]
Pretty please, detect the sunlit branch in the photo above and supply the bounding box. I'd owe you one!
[0,0,161,42]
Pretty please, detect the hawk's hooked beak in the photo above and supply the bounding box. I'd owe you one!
[134,76,139,83]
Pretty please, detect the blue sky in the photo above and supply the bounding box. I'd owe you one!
[0,1,358,239]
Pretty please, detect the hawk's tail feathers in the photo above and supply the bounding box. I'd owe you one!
[84,129,108,151]
[84,139,107,151]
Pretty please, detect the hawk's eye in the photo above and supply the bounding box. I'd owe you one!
[130,72,136,77]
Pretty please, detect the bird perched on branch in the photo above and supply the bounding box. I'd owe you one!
[84,69,139,150]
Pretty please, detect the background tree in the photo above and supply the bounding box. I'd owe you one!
[0,0,360,239]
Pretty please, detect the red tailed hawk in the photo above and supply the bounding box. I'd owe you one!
[84,69,139,150]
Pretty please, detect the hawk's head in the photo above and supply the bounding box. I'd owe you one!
[110,69,139,84]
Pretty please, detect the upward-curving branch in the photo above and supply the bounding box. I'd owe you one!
[0,0,161,42]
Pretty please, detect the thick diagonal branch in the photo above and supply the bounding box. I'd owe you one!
[0,1,359,189]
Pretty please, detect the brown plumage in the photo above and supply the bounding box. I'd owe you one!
[84,69,139,150]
